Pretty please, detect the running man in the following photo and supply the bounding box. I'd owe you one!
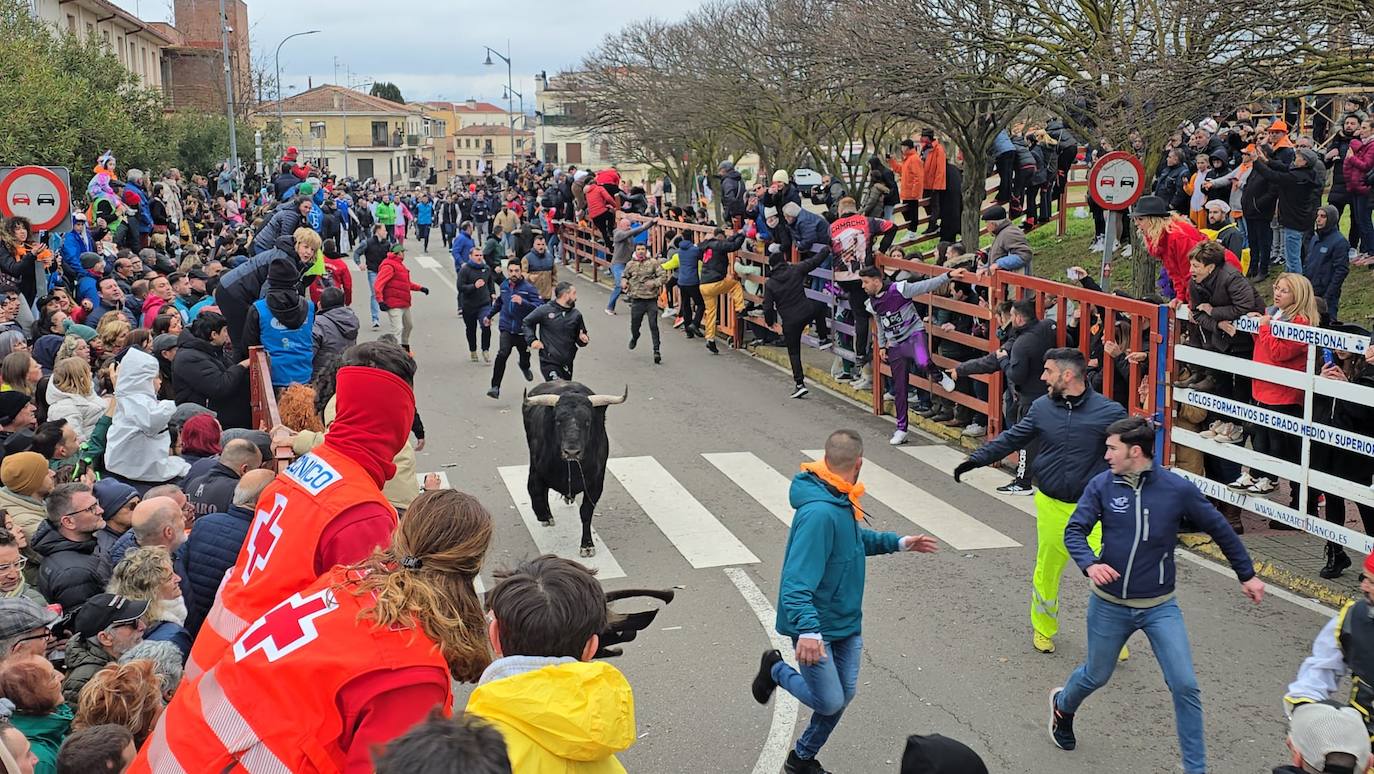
[857,265,967,446]
[486,261,542,399]
[621,242,669,364]
[952,348,1125,654]
[522,281,588,381]
[751,429,937,774]
[1050,416,1262,774]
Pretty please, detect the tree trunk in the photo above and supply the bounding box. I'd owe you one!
[961,149,992,251]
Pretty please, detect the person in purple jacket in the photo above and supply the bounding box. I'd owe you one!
[857,264,967,446]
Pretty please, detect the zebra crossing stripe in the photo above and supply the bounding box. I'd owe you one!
[702,452,795,527]
[803,451,1022,550]
[496,465,627,580]
[896,446,1037,517]
[607,457,760,569]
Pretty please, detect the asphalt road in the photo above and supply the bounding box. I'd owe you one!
[356,237,1332,774]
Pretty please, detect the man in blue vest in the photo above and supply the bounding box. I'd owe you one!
[242,257,314,389]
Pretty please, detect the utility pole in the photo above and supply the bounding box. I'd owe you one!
[218,0,240,185]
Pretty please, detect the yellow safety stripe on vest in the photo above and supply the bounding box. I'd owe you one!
[200,668,292,773]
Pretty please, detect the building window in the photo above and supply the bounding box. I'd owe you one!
[86,22,94,38]
[66,14,75,32]
[516,139,524,149]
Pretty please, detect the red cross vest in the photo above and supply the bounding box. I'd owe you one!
[132,568,451,773]
[186,444,397,680]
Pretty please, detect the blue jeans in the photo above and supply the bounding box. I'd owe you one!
[366,270,380,324]
[1281,228,1305,273]
[771,635,862,760]
[1057,596,1205,773]
[607,263,626,311]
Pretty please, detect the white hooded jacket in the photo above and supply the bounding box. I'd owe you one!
[45,378,106,441]
[105,348,190,483]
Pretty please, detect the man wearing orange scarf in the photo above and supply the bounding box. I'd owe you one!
[751,429,937,774]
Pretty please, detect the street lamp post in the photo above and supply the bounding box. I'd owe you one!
[274,29,321,160]
[504,85,525,162]
[483,43,515,168]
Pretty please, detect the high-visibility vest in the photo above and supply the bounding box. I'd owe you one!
[132,568,451,773]
[254,298,315,388]
[185,444,396,680]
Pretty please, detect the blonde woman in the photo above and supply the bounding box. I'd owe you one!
[1131,195,1213,303]
[46,357,106,441]
[0,352,39,395]
[96,314,131,355]
[1233,273,1320,497]
[55,334,91,366]
[109,546,190,660]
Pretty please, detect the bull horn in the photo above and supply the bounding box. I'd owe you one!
[522,390,560,407]
[588,386,629,407]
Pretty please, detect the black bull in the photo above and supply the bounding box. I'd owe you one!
[522,381,628,556]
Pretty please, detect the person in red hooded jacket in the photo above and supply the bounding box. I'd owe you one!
[310,238,353,306]
[183,340,419,681]
[374,243,429,352]
[1131,195,1240,302]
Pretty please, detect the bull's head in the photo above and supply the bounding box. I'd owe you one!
[524,387,628,461]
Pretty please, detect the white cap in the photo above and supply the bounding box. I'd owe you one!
[1290,703,1371,772]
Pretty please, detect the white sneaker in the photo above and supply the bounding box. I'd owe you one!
[1089,235,1105,253]
[939,373,956,392]
[1120,244,1133,258]
[790,384,809,399]
[962,422,986,437]
[1228,473,1256,490]
[1200,421,1231,440]
[661,307,677,318]
[1247,477,1276,495]
[889,429,908,446]
[851,375,873,390]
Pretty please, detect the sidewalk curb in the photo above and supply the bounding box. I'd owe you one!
[1180,534,1354,608]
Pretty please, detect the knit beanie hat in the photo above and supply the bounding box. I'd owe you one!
[80,252,103,270]
[64,323,97,342]
[781,202,802,219]
[1,452,48,496]
[771,169,790,185]
[0,393,31,426]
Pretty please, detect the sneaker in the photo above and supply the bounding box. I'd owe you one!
[1089,235,1105,253]
[481,350,491,363]
[1199,421,1232,441]
[520,365,534,382]
[889,429,908,445]
[962,422,986,438]
[469,352,479,362]
[485,387,500,400]
[706,340,719,355]
[673,316,685,329]
[882,391,895,401]
[1247,477,1276,494]
[1119,645,1130,662]
[654,351,662,364]
[604,308,616,316]
[1217,424,1244,444]
[1119,243,1133,258]
[752,649,783,704]
[851,375,873,390]
[790,384,809,399]
[817,337,834,351]
[835,372,854,382]
[1228,473,1256,490]
[371,321,381,330]
[939,373,956,392]
[662,307,677,318]
[629,337,638,350]
[783,750,832,774]
[1049,688,1076,750]
[998,481,1034,496]
[1034,633,1055,653]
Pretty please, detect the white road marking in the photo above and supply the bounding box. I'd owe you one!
[897,445,1036,516]
[496,465,626,579]
[607,456,760,568]
[723,567,799,774]
[416,254,440,270]
[803,450,1021,550]
[703,452,796,526]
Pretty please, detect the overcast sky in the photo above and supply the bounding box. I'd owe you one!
[115,0,703,104]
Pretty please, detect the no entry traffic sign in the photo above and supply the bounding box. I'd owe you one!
[1087,152,1145,211]
[0,166,72,233]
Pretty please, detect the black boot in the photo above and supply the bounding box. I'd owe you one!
[1320,543,1352,579]
[751,649,782,704]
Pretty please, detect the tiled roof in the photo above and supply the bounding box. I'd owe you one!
[262,84,414,115]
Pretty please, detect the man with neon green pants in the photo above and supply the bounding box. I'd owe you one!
[953,348,1128,655]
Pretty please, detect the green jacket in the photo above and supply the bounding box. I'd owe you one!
[11,704,73,774]
[375,202,397,226]
[775,472,900,640]
[61,637,113,704]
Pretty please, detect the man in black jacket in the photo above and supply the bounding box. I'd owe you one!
[952,348,1127,655]
[522,282,588,381]
[184,439,261,520]
[34,482,108,613]
[353,224,391,329]
[719,161,747,228]
[762,247,833,399]
[438,194,460,249]
[1254,146,1324,273]
[697,227,750,355]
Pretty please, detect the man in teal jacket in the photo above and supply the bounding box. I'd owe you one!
[752,429,937,774]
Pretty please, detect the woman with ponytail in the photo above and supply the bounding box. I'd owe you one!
[132,488,495,773]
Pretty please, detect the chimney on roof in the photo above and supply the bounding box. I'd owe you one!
[308,76,313,90]
[465,98,477,110]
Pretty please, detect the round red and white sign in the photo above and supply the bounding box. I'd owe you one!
[1087,152,1146,211]
[0,166,70,231]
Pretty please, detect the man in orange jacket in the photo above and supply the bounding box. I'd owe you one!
[888,139,925,235]
[920,130,947,235]
[184,340,417,680]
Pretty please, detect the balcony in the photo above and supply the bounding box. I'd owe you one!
[541,113,585,127]
[371,135,402,148]
[406,133,421,147]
